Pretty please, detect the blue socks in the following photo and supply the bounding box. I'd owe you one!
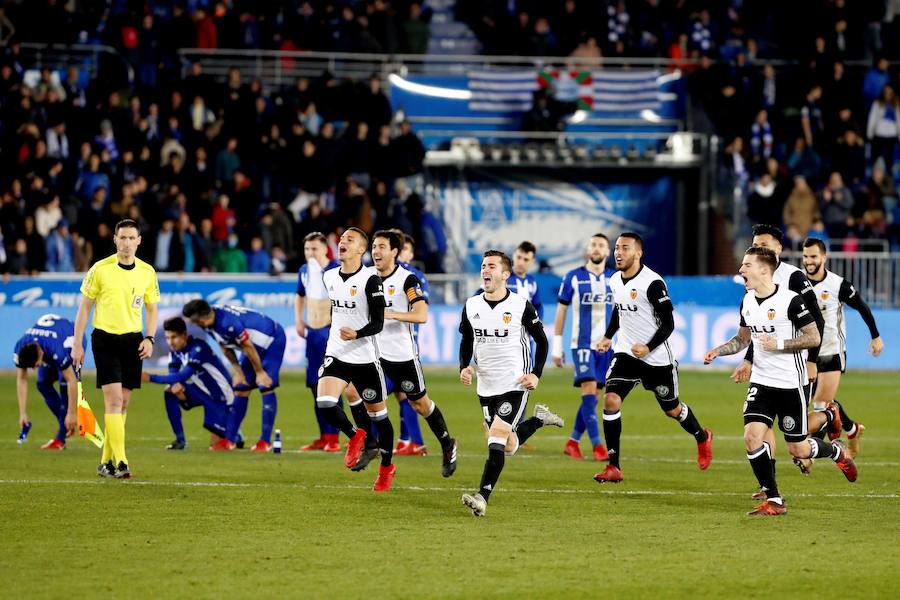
[226,396,250,443]
[261,392,277,443]
[399,399,424,445]
[164,392,186,442]
[37,380,67,442]
[569,394,602,447]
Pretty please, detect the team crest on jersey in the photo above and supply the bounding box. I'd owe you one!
[783,416,796,431]
[767,308,776,320]
[388,285,396,296]
[362,388,377,401]
[502,312,512,324]
[350,286,358,297]
[401,380,414,392]
[821,291,829,301]
[630,289,638,300]
[498,402,513,416]
[655,385,670,397]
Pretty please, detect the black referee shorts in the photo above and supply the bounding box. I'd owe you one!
[91,329,144,390]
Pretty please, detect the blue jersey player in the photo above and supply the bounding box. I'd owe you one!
[141,317,235,450]
[183,300,286,453]
[295,232,343,452]
[552,234,613,462]
[508,241,543,319]
[13,314,83,449]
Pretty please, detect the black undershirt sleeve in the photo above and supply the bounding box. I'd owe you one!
[403,273,428,306]
[458,305,474,371]
[789,271,824,361]
[522,301,548,378]
[839,280,880,338]
[645,279,675,352]
[788,295,816,330]
[603,306,620,339]
[354,275,385,338]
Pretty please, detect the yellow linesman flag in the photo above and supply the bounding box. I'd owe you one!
[77,381,105,448]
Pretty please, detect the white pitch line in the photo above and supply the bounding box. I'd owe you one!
[0,478,897,500]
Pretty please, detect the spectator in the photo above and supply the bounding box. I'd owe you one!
[820,172,855,237]
[21,216,46,273]
[406,194,447,273]
[45,219,74,272]
[832,128,868,188]
[866,85,900,172]
[35,196,62,238]
[399,3,430,54]
[6,237,29,274]
[785,137,822,183]
[750,110,773,164]
[215,137,241,185]
[747,173,783,226]
[211,194,236,242]
[153,218,177,272]
[246,236,270,273]
[71,227,93,272]
[214,234,247,272]
[783,176,821,237]
[863,56,890,108]
[195,218,217,272]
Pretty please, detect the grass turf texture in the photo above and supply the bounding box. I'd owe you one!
[1,369,898,598]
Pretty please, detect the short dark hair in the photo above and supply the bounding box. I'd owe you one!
[114,219,140,235]
[373,229,402,255]
[303,232,327,245]
[516,241,537,255]
[803,237,828,253]
[751,223,783,243]
[618,232,643,249]
[745,246,778,273]
[15,342,40,368]
[483,250,512,272]
[163,316,188,334]
[182,299,213,320]
[592,233,610,243]
[345,226,369,245]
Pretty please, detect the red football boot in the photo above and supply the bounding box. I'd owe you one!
[40,439,65,450]
[697,428,713,470]
[322,433,341,452]
[345,429,367,468]
[593,464,623,484]
[210,439,236,451]
[593,444,609,462]
[747,500,786,516]
[564,439,584,460]
[250,440,272,453]
[373,463,396,492]
[299,438,326,452]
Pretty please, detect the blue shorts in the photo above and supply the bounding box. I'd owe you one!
[37,366,63,385]
[239,326,286,390]
[305,326,329,388]
[571,348,613,387]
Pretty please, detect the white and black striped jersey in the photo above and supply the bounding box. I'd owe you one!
[607,265,675,367]
[740,285,815,390]
[324,265,385,364]
[377,263,427,362]
[812,270,880,357]
[459,290,548,397]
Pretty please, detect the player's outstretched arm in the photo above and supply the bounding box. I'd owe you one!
[706,327,751,363]
[840,280,883,355]
[523,301,548,379]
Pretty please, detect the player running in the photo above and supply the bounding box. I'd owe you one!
[459,250,562,517]
[553,233,613,462]
[704,246,857,516]
[182,300,286,453]
[315,227,397,492]
[14,315,82,449]
[141,317,235,450]
[802,237,883,458]
[594,233,713,484]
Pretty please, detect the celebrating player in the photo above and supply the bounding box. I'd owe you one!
[373,229,458,476]
[732,224,827,476]
[594,233,713,484]
[140,317,234,450]
[316,227,397,492]
[704,246,857,516]
[295,232,343,452]
[553,233,613,461]
[182,300,285,453]
[458,250,562,517]
[802,237,883,457]
[14,315,82,449]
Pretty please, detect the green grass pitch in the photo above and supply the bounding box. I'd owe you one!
[1,368,898,598]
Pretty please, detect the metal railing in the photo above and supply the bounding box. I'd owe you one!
[782,251,900,309]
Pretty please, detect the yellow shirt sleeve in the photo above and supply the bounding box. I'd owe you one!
[144,268,161,304]
[80,263,101,299]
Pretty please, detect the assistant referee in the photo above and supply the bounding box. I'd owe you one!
[72,219,159,479]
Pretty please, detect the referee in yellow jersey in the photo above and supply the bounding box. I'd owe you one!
[72,219,160,479]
